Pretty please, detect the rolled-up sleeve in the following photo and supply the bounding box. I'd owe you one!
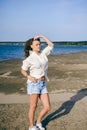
[42,46,53,56]
[21,57,31,71]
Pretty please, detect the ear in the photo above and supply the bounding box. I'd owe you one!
[30,44,33,49]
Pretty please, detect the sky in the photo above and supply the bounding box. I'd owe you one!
[0,0,87,41]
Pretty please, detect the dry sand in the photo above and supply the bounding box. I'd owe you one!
[0,51,87,130]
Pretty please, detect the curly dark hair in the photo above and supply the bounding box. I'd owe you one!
[24,38,40,57]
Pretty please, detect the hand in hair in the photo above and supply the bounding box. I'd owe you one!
[34,35,54,47]
[34,35,44,40]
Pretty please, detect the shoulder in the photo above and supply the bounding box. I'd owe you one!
[42,45,53,52]
[42,45,53,56]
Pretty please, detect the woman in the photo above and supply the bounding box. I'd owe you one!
[21,35,54,130]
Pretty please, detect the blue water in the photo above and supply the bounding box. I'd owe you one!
[0,45,87,61]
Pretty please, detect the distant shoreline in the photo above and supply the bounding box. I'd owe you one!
[0,41,87,46]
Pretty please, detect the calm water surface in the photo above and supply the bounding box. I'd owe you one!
[0,45,87,61]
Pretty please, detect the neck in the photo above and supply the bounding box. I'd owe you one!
[33,50,41,55]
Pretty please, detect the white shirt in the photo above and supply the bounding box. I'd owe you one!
[21,45,53,82]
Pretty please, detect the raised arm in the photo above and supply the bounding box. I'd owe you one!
[34,35,54,47]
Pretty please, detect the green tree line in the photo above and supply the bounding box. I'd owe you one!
[0,41,87,46]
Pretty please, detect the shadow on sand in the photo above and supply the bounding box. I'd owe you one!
[42,88,87,129]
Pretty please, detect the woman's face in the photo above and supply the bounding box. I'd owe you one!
[31,40,41,53]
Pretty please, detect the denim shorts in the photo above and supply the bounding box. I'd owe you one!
[27,80,48,95]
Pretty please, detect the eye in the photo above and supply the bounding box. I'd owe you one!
[36,43,41,46]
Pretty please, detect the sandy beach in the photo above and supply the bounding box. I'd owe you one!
[0,51,87,130]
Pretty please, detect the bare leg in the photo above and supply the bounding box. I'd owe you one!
[29,94,39,128]
[36,93,51,124]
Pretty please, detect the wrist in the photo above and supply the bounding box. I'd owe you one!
[25,74,28,78]
[26,75,31,80]
[41,35,46,39]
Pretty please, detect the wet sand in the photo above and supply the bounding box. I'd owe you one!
[0,51,87,130]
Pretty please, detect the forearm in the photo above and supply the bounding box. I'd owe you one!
[34,35,54,47]
[21,69,37,82]
[21,69,29,78]
[41,35,54,47]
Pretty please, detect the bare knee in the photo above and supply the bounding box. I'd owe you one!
[45,105,51,112]
[30,103,37,111]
